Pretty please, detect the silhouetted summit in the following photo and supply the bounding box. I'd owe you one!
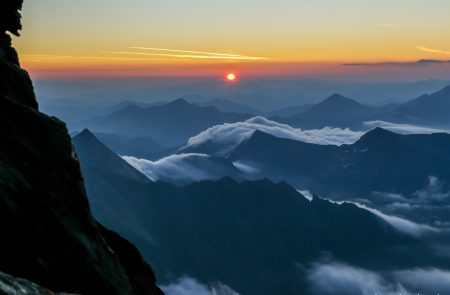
[73,129,151,183]
[0,0,37,109]
[0,0,23,36]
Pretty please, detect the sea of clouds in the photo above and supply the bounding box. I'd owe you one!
[307,262,450,295]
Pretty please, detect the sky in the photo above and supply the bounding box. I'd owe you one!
[13,0,450,79]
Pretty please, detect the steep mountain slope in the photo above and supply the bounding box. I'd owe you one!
[76,98,250,146]
[0,2,163,294]
[73,131,425,295]
[74,129,152,182]
[73,130,244,185]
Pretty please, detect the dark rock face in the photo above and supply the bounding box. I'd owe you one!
[0,0,23,37]
[0,1,163,294]
[0,0,38,109]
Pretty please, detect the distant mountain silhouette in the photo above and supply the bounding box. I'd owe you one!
[284,94,384,128]
[40,99,153,127]
[196,98,261,115]
[73,132,421,295]
[395,85,450,125]
[76,98,250,146]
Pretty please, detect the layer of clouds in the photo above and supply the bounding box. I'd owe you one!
[161,277,240,295]
[184,116,364,154]
[328,199,438,237]
[364,120,449,135]
[123,153,228,183]
[394,268,450,293]
[232,161,260,175]
[307,262,406,295]
[307,262,450,295]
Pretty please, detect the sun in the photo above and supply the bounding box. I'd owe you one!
[227,73,236,81]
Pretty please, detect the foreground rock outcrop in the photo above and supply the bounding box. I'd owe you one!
[0,1,163,294]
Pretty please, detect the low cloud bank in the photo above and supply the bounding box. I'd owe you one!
[184,116,364,154]
[326,199,438,237]
[364,120,449,135]
[308,262,450,295]
[123,153,227,183]
[161,277,240,295]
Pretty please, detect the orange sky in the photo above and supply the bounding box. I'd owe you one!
[13,0,450,78]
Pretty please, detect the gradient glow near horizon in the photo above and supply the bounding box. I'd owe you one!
[13,0,450,78]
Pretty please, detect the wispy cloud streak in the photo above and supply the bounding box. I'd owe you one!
[417,46,450,55]
[104,47,268,61]
[130,47,259,58]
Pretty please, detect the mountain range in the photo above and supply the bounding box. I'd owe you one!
[65,85,450,154]
[178,127,450,202]
[394,85,450,125]
[74,98,250,147]
[72,129,447,295]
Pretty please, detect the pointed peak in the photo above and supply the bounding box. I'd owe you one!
[249,129,275,140]
[327,93,349,101]
[316,93,361,107]
[167,98,190,106]
[76,128,96,139]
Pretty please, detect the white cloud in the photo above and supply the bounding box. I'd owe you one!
[308,262,450,295]
[161,277,240,295]
[328,199,438,237]
[232,161,260,175]
[417,45,450,55]
[364,121,449,135]
[123,153,227,183]
[395,268,450,293]
[370,191,408,202]
[414,176,450,202]
[184,116,364,155]
[307,262,408,295]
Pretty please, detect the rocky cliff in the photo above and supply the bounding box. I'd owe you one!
[0,1,163,294]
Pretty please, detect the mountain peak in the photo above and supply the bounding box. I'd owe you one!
[78,128,95,138]
[73,130,151,183]
[167,98,190,106]
[75,128,103,145]
[356,127,398,145]
[323,93,359,105]
[249,129,277,141]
